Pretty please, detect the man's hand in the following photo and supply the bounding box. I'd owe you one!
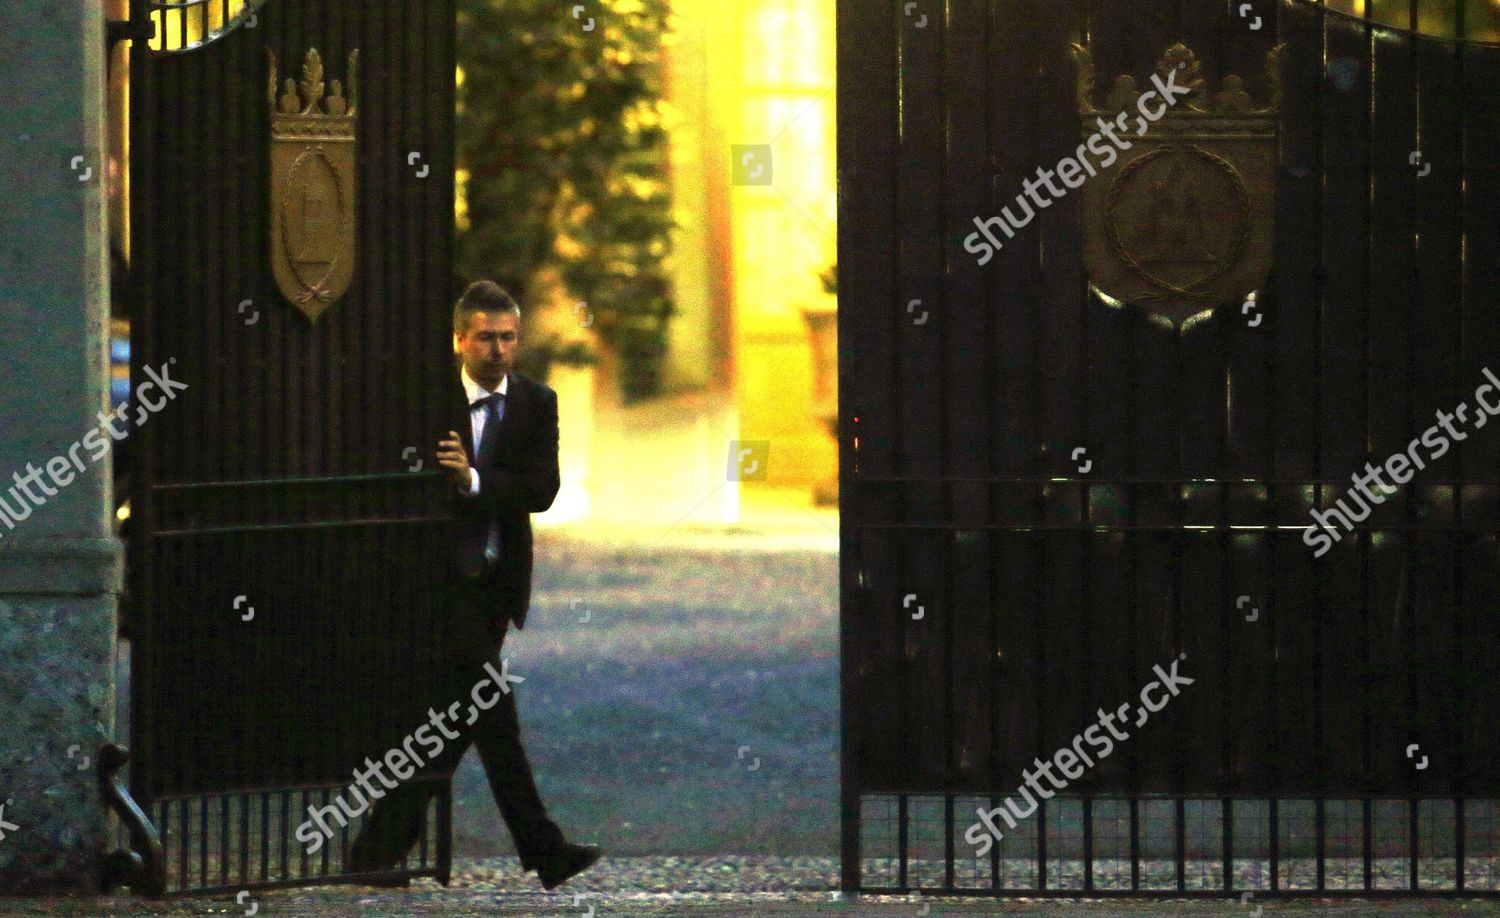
[437,431,472,491]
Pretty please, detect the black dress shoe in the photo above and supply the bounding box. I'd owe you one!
[346,853,412,887]
[533,842,603,890]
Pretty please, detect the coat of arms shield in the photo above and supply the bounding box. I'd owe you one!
[1072,43,1283,326]
[268,48,359,322]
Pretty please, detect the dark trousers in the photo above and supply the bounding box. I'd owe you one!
[347,576,566,871]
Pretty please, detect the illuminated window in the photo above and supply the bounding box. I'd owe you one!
[1316,0,1500,42]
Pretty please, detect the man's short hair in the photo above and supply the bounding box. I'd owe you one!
[453,280,521,334]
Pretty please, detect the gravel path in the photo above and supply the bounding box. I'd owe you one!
[449,534,841,857]
[7,857,1500,916]
[50,535,1499,914]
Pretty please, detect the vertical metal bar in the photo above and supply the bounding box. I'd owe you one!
[158,801,170,892]
[1363,797,1373,891]
[1456,797,1466,893]
[1404,3,1422,901]
[898,794,909,889]
[220,793,229,888]
[1033,532,1046,894]
[1126,282,1140,898]
[1266,522,1281,890]
[1073,5,1095,899]
[1175,796,1186,893]
[1410,797,1420,892]
[1130,797,1140,891]
[260,792,269,884]
[437,785,454,886]
[281,791,290,882]
[1037,797,1047,892]
[239,792,249,886]
[1269,797,1279,893]
[1026,0,1047,887]
[1223,797,1234,893]
[988,795,999,892]
[319,787,332,876]
[1452,0,1470,880]
[1315,797,1326,891]
[1312,0,1334,842]
[179,798,188,892]
[300,790,310,880]
[944,795,955,890]
[198,795,207,889]
[1451,9,1469,893]
[1311,19,1329,907]
[1083,797,1094,893]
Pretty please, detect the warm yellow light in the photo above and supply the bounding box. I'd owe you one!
[149,0,250,52]
[455,167,471,231]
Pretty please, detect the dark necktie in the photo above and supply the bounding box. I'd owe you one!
[463,391,506,576]
[473,393,505,465]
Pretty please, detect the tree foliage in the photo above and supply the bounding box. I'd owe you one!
[456,0,676,400]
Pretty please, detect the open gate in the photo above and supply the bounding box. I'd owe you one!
[116,0,458,895]
[839,0,1500,899]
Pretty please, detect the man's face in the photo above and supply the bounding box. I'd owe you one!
[457,310,520,388]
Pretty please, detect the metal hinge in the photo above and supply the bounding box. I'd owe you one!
[98,744,165,897]
[106,17,157,53]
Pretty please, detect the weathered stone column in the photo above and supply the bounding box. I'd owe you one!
[0,0,122,894]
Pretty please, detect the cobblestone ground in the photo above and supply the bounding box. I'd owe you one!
[4,857,1500,916]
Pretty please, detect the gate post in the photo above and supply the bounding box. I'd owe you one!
[0,0,123,894]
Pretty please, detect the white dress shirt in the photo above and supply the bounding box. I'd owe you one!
[461,367,508,562]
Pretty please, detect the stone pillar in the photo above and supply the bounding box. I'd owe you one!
[0,0,122,894]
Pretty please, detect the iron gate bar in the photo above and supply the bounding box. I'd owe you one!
[839,0,1500,899]
[122,0,458,895]
[860,793,1500,896]
[1036,799,1047,890]
[146,781,449,896]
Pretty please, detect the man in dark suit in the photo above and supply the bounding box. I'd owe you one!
[347,280,601,889]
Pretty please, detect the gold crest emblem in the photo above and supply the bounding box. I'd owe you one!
[268,48,359,322]
[1072,43,1284,325]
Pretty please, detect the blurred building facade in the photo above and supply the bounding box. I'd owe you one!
[533,0,838,532]
[104,0,839,534]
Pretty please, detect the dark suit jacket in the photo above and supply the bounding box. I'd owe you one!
[445,369,560,644]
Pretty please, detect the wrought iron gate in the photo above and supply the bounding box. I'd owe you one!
[117,0,458,895]
[838,0,1500,899]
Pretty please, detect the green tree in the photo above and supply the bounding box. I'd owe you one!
[456,0,676,401]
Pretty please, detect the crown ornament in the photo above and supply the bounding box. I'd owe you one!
[267,47,359,141]
[1071,41,1284,125]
